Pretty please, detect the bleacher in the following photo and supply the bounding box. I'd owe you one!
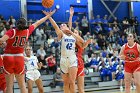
[13,69,120,93]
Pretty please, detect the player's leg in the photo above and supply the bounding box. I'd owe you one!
[3,56,14,93]
[60,58,70,93]
[5,74,14,93]
[124,72,132,93]
[15,74,27,93]
[68,66,78,93]
[77,66,85,93]
[35,78,44,93]
[27,79,34,93]
[15,56,27,93]
[77,76,84,93]
[61,73,70,93]
[133,70,140,93]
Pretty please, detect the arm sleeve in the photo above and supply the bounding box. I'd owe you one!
[28,25,35,36]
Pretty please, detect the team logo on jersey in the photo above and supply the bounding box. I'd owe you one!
[126,50,136,60]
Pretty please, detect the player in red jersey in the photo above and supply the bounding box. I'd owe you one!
[0,55,6,93]
[74,30,91,93]
[119,33,140,93]
[0,10,56,93]
[68,7,91,93]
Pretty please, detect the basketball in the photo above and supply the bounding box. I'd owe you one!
[42,0,54,8]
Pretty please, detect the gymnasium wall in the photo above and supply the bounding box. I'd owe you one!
[92,0,129,21]
[0,0,21,20]
[27,0,88,22]
[133,2,140,21]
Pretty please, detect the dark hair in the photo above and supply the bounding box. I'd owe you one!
[128,33,140,44]
[16,18,29,30]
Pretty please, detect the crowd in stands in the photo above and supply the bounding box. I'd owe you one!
[0,14,140,91]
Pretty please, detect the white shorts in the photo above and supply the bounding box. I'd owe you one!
[60,55,78,74]
[26,69,41,81]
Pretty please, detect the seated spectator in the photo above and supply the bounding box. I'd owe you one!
[35,26,46,41]
[102,15,108,24]
[99,62,112,81]
[51,38,60,55]
[115,66,124,91]
[83,32,91,40]
[45,54,57,74]
[36,45,46,57]
[118,35,127,46]
[47,35,54,47]
[107,44,114,58]
[94,23,102,35]
[90,53,98,72]
[38,55,48,74]
[90,39,100,51]
[49,68,63,88]
[95,15,102,24]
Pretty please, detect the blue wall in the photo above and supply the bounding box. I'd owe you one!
[0,0,21,20]
[133,2,140,21]
[27,0,88,22]
[92,0,129,21]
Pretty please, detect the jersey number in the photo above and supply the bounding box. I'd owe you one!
[66,43,73,50]
[31,61,34,66]
[13,36,26,47]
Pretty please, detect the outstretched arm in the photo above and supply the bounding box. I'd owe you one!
[32,9,56,29]
[43,10,63,40]
[68,7,74,30]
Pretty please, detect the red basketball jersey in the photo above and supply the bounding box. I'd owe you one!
[124,43,139,61]
[76,45,84,68]
[76,45,84,60]
[4,25,34,54]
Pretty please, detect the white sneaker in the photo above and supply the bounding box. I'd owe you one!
[120,86,123,91]
[133,85,136,89]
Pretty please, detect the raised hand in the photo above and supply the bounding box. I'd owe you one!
[42,9,56,16]
[70,7,74,16]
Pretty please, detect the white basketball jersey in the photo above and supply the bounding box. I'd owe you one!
[60,34,76,56]
[25,56,39,70]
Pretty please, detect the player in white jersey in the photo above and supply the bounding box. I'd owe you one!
[24,46,44,93]
[43,11,83,93]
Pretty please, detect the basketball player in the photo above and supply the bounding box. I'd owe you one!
[24,46,44,93]
[43,10,84,93]
[68,7,91,93]
[119,33,140,93]
[0,10,56,93]
[0,55,6,93]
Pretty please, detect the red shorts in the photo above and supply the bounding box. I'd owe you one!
[0,74,6,91]
[77,58,84,76]
[3,56,25,74]
[125,61,140,73]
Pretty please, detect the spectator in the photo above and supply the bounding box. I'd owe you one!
[8,16,16,27]
[81,16,88,35]
[45,54,57,74]
[47,35,54,47]
[36,45,46,57]
[99,61,112,81]
[95,15,102,24]
[49,68,63,88]
[115,66,124,91]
